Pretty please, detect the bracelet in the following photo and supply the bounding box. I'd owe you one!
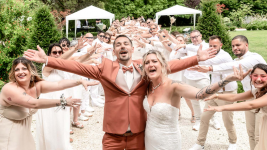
[60,94,67,109]
[215,94,219,100]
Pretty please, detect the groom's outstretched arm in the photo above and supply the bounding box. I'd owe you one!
[168,56,198,73]
[47,56,104,80]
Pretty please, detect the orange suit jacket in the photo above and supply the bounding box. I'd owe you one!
[47,56,198,134]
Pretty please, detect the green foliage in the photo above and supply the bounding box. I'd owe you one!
[105,0,184,20]
[220,0,267,17]
[27,5,61,53]
[197,0,233,57]
[229,3,253,28]
[229,26,236,31]
[0,0,39,82]
[237,81,244,93]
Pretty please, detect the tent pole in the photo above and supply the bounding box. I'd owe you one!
[66,19,69,39]
[75,20,77,40]
[193,14,196,29]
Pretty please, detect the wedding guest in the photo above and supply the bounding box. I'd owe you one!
[190,35,238,150]
[0,57,95,150]
[204,63,267,150]
[190,35,266,150]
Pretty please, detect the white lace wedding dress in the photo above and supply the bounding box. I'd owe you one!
[143,97,181,150]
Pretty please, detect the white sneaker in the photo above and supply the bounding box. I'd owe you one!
[85,107,94,112]
[78,115,89,121]
[192,120,200,131]
[228,143,236,150]
[189,144,204,150]
[82,111,93,117]
[91,100,104,107]
[97,98,105,104]
[212,119,221,130]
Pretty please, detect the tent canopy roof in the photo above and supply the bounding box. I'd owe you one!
[66,5,115,20]
[156,5,202,16]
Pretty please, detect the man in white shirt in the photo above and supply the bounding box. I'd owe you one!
[181,30,220,131]
[190,35,238,150]
[190,35,266,150]
[92,31,105,46]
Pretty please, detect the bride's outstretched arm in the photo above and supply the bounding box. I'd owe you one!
[173,65,251,100]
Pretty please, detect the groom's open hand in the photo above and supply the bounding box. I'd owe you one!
[197,44,217,62]
[24,45,48,63]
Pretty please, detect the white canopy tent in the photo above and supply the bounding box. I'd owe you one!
[66,5,115,38]
[155,5,202,29]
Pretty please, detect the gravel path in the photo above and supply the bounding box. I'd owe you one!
[31,98,250,150]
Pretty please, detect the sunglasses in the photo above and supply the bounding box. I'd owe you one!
[86,37,94,39]
[104,37,110,40]
[163,36,166,38]
[61,44,69,47]
[52,51,63,55]
[147,22,150,24]
[99,35,105,38]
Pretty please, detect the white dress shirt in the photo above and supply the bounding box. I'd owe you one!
[211,51,266,91]
[144,42,171,61]
[92,38,103,47]
[182,41,210,80]
[119,63,134,90]
[79,42,92,54]
[199,49,238,92]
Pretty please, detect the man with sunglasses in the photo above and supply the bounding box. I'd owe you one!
[79,33,94,55]
[92,31,105,46]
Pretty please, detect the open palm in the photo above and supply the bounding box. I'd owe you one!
[24,45,48,63]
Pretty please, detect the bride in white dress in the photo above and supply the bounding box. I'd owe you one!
[141,50,249,150]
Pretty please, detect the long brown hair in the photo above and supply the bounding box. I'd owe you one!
[9,57,43,88]
[250,63,267,113]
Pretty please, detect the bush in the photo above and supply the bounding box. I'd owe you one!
[230,26,236,31]
[251,25,257,30]
[237,81,244,93]
[27,5,61,53]
[197,1,234,58]
[0,0,38,82]
[263,25,267,30]
[246,24,252,30]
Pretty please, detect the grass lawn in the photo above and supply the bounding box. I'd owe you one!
[229,30,267,61]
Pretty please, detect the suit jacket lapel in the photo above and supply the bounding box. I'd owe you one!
[111,59,129,93]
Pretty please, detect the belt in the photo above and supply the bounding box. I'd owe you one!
[112,131,134,137]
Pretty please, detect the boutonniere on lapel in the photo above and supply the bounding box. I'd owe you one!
[137,64,143,71]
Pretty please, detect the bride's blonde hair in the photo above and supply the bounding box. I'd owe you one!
[141,50,170,80]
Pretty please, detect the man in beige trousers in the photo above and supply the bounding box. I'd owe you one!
[189,35,266,150]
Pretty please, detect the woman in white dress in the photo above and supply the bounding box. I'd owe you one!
[141,50,249,150]
[167,34,195,121]
[36,42,98,150]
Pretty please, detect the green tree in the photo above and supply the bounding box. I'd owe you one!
[0,0,38,82]
[197,0,233,58]
[27,5,61,53]
[229,3,253,27]
[105,0,184,20]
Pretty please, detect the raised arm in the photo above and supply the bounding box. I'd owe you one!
[1,84,81,109]
[205,94,267,112]
[168,44,216,73]
[24,46,106,80]
[204,90,253,102]
[174,65,251,100]
[39,79,99,93]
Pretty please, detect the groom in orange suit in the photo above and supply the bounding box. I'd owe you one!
[25,35,216,150]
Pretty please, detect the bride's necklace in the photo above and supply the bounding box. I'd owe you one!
[151,81,164,93]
